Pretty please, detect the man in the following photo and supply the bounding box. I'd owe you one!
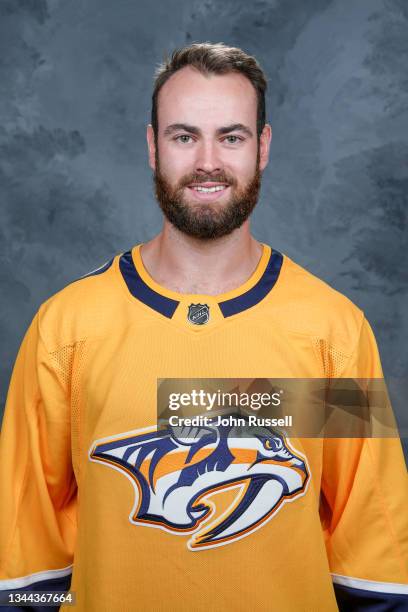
[0,43,407,611]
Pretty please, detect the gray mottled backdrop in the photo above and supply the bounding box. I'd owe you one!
[0,0,407,455]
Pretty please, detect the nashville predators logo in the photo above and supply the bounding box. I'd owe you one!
[89,419,309,550]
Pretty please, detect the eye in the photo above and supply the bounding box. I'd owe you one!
[175,135,193,144]
[223,135,243,144]
[264,437,283,452]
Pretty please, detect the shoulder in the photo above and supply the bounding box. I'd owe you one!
[273,252,365,358]
[37,251,125,351]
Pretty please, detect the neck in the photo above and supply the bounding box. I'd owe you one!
[140,221,263,295]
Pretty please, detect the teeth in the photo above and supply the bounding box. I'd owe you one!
[193,185,226,193]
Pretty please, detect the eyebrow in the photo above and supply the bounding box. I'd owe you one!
[163,123,254,138]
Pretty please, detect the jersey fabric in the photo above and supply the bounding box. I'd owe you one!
[0,242,407,611]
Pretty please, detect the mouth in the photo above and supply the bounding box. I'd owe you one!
[187,182,230,202]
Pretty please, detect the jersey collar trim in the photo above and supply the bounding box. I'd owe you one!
[119,244,283,319]
[119,251,179,318]
[218,250,283,317]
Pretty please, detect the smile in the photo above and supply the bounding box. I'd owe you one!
[187,183,230,201]
[192,185,226,193]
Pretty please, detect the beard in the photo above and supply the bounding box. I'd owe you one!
[153,150,262,240]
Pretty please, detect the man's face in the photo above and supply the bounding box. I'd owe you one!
[147,66,271,240]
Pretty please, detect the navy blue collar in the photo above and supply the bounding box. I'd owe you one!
[119,247,283,319]
[119,251,179,318]
[218,250,283,317]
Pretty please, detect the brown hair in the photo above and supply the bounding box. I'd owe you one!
[151,42,268,140]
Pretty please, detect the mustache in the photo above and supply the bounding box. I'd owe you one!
[178,173,237,187]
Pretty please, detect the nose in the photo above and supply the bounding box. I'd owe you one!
[194,140,222,175]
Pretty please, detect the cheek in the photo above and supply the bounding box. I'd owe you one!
[158,143,193,177]
[226,143,259,176]
[229,158,257,184]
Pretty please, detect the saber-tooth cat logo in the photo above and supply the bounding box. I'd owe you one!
[89,419,310,550]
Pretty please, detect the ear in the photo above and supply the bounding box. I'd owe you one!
[258,123,272,172]
[146,124,156,171]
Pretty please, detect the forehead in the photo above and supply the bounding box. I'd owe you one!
[157,66,257,129]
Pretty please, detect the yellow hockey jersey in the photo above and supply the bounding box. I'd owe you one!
[0,243,407,611]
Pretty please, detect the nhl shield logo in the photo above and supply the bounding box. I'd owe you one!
[187,303,210,325]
